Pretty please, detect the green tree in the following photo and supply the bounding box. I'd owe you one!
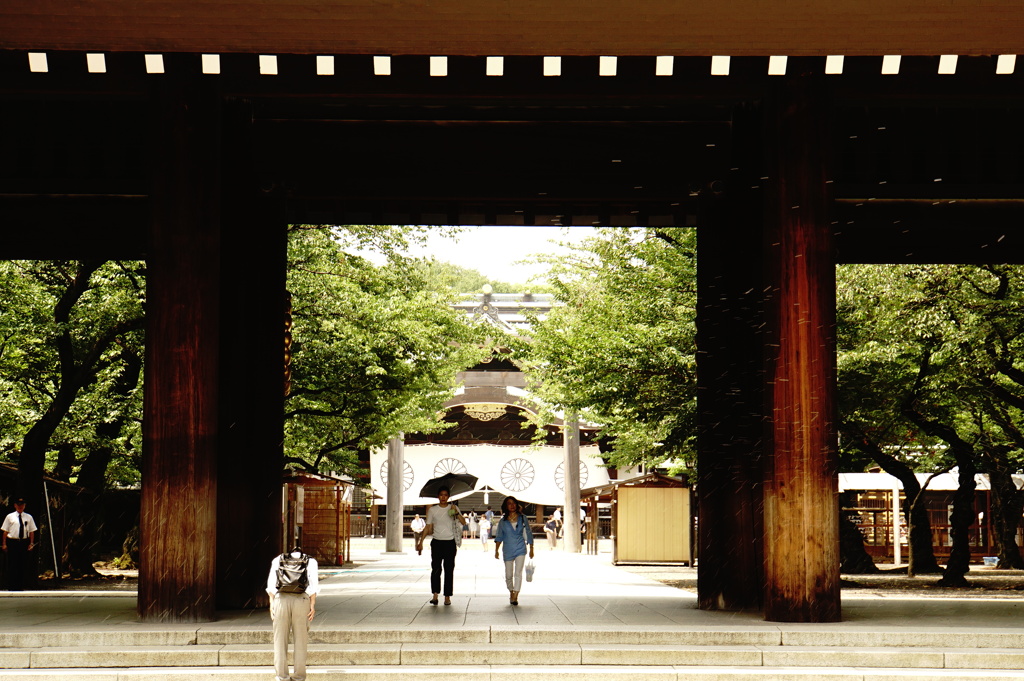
[514,227,697,470]
[283,226,490,475]
[837,264,947,575]
[837,263,1024,581]
[0,259,145,576]
[411,259,526,294]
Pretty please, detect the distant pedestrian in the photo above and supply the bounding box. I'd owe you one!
[266,546,320,681]
[481,505,494,549]
[411,514,426,555]
[2,498,37,591]
[493,496,534,606]
[544,515,558,550]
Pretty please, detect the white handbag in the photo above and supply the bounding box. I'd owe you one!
[452,514,463,547]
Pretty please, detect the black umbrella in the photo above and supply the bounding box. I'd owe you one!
[419,472,478,499]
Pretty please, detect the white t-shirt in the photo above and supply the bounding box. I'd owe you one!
[266,552,320,596]
[2,511,37,540]
[411,517,426,533]
[427,505,457,540]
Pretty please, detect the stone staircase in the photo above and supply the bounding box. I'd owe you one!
[4,626,1024,680]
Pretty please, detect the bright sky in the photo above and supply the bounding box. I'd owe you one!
[405,226,597,285]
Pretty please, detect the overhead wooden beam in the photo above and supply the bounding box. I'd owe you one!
[835,200,1024,264]
[0,197,148,259]
[2,0,1023,56]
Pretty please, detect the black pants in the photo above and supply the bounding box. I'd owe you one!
[430,539,457,596]
[6,539,29,591]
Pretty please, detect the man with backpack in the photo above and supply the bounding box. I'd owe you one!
[266,546,320,681]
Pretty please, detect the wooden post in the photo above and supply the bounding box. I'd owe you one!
[216,99,287,609]
[695,103,766,611]
[762,77,841,622]
[385,436,406,553]
[563,416,582,553]
[140,75,221,622]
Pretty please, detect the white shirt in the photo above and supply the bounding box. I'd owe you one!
[426,504,458,540]
[411,517,426,532]
[2,511,37,540]
[266,553,320,596]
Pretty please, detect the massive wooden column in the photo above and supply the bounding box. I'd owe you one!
[217,99,287,609]
[762,77,841,622]
[695,115,766,611]
[140,75,222,622]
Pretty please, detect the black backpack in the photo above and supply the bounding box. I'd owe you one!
[276,552,309,594]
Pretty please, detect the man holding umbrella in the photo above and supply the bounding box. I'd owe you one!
[421,473,474,606]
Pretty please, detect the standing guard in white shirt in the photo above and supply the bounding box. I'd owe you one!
[2,498,38,591]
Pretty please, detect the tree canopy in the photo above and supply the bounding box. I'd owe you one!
[513,227,697,470]
[0,260,146,496]
[0,225,492,575]
[283,225,490,475]
[836,263,1024,575]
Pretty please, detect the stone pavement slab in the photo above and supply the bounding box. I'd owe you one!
[1,538,1023,644]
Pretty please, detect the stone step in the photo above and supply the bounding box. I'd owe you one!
[5,644,1024,670]
[4,627,1024,649]
[5,665,1024,681]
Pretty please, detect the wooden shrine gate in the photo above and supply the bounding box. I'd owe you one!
[3,1,1024,623]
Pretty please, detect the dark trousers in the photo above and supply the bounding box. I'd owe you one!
[430,539,457,596]
[6,539,29,591]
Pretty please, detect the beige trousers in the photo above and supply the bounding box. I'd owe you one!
[271,592,310,680]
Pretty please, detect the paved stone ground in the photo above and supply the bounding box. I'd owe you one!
[619,563,1024,598]
[6,538,1024,634]
[34,539,1024,599]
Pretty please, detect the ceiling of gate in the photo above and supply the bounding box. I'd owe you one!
[3,0,1022,57]
[3,52,1024,262]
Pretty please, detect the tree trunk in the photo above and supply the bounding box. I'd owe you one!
[905,487,942,576]
[984,465,1024,569]
[853,437,942,574]
[901,369,976,587]
[16,260,124,514]
[115,521,139,569]
[18,390,79,511]
[939,460,977,587]
[62,346,142,579]
[52,443,76,483]
[839,509,879,574]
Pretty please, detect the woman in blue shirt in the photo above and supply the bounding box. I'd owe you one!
[493,495,534,605]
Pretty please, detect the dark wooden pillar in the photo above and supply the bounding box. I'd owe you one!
[762,77,841,622]
[217,100,287,609]
[140,75,221,622]
[695,106,765,610]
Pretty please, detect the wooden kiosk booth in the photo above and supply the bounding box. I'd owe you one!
[581,473,692,565]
